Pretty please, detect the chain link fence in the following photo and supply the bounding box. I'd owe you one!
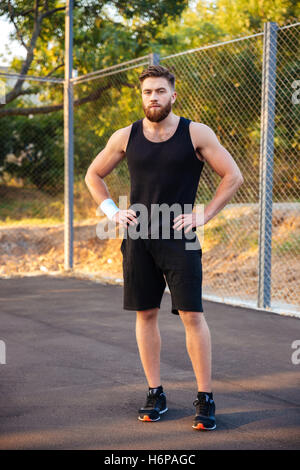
[0,22,299,315]
[71,56,149,278]
[0,71,65,274]
[270,23,300,311]
[161,31,264,309]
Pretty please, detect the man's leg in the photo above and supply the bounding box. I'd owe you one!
[136,307,161,388]
[178,311,212,392]
[136,308,168,422]
[179,310,216,430]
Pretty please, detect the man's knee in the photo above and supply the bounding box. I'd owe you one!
[136,307,159,321]
[178,310,204,327]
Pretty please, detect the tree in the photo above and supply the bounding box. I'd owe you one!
[0,0,189,191]
[0,0,189,116]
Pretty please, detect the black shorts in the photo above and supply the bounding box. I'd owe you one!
[120,235,203,315]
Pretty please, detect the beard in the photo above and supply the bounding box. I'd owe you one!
[143,98,172,122]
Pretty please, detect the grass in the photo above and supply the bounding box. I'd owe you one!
[0,199,62,223]
[0,217,64,227]
[0,180,98,226]
[274,234,300,255]
[205,215,259,250]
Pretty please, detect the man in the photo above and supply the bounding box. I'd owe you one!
[85,65,243,431]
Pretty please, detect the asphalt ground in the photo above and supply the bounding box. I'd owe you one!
[0,275,299,450]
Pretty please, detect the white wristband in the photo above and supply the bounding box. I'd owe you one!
[99,198,120,220]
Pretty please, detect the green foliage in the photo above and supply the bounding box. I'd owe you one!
[0,111,64,194]
[0,0,299,199]
[0,0,189,192]
[0,0,189,76]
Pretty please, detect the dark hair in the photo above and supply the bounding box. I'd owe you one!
[139,65,175,90]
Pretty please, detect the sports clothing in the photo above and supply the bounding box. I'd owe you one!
[192,392,216,430]
[125,115,205,239]
[138,386,168,422]
[121,236,203,315]
[121,115,205,315]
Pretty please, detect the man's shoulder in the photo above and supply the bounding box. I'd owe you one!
[114,123,133,138]
[188,121,216,161]
[109,124,133,152]
[189,120,212,133]
[189,121,216,144]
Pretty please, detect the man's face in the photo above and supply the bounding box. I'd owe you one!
[141,77,177,122]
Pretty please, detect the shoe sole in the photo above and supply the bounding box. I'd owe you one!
[192,422,216,431]
[138,407,168,422]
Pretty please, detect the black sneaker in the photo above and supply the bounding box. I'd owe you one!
[138,387,168,422]
[192,392,216,430]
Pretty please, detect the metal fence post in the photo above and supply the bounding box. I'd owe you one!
[258,22,278,309]
[64,0,74,270]
[149,53,160,65]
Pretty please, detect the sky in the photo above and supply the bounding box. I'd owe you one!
[0,17,26,67]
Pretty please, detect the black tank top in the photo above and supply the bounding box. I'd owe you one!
[125,116,205,239]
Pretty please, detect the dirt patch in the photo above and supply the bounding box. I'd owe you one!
[0,218,123,279]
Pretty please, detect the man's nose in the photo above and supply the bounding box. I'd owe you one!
[150,92,159,100]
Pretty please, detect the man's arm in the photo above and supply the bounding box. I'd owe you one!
[85,125,138,226]
[85,126,129,204]
[174,122,244,233]
[191,122,244,224]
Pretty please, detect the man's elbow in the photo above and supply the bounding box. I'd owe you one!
[234,169,244,187]
[238,173,244,186]
[85,168,94,186]
[236,175,244,187]
[226,172,244,186]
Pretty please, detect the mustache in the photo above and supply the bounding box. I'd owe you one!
[143,100,172,122]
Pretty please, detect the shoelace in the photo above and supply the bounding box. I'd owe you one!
[193,396,211,416]
[145,391,160,408]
